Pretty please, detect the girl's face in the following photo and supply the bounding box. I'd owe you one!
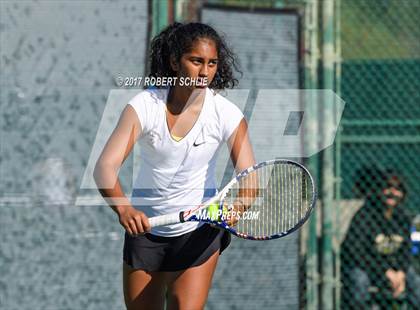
[171,38,218,89]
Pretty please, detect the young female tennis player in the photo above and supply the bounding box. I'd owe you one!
[94,22,255,310]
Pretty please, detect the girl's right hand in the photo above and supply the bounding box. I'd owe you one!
[118,207,151,236]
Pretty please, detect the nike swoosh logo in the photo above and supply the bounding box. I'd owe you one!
[193,141,205,147]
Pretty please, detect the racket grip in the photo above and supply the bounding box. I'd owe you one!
[148,212,181,228]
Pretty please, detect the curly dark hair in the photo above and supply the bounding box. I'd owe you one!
[148,22,242,90]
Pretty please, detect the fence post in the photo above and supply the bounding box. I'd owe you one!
[152,0,169,37]
[334,0,342,308]
[304,0,320,309]
[321,0,335,309]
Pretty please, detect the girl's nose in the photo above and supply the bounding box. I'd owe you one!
[200,64,209,76]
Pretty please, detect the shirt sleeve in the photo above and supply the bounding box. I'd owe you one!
[221,101,244,142]
[127,92,151,135]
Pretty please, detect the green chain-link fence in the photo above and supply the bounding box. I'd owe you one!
[338,0,420,309]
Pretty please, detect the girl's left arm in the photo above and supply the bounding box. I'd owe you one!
[225,118,256,224]
[227,118,256,173]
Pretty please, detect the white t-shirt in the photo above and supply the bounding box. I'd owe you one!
[127,87,243,236]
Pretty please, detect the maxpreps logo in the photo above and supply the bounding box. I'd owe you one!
[76,89,345,205]
[195,208,261,221]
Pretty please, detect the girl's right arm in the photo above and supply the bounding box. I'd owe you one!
[93,104,150,235]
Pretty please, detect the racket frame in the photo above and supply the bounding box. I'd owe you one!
[149,159,317,241]
[218,159,316,240]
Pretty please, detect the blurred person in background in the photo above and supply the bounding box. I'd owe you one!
[340,167,414,309]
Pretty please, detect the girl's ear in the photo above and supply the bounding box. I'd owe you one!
[170,55,179,71]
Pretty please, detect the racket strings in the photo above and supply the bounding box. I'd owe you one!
[224,162,313,238]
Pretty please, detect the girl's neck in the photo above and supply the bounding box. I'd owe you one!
[166,86,205,114]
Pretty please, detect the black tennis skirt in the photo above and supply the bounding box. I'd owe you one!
[123,223,231,272]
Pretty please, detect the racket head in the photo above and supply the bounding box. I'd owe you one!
[215,159,317,240]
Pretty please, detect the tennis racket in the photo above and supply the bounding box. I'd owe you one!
[148,159,316,240]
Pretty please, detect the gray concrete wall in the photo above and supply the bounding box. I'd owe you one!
[0,1,148,309]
